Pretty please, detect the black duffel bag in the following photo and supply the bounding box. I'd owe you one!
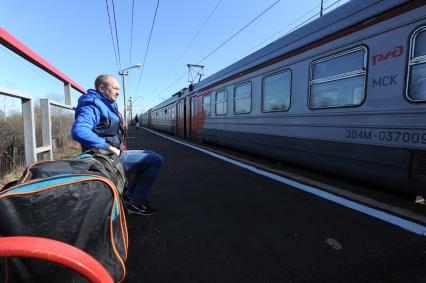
[0,156,128,282]
[82,148,127,194]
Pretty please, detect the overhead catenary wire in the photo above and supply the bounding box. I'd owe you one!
[128,0,135,90]
[153,72,187,102]
[134,0,160,98]
[323,0,345,13]
[105,0,120,72]
[197,0,281,65]
[287,0,345,34]
[155,0,349,104]
[163,0,222,83]
[134,0,222,104]
[270,0,346,40]
[251,4,322,52]
[153,0,281,100]
[129,0,135,67]
[229,0,347,65]
[111,0,122,71]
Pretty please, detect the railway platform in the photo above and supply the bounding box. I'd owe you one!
[124,127,426,283]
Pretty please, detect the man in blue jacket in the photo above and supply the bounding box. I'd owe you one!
[72,74,163,216]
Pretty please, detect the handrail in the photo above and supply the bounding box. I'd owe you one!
[0,27,86,95]
[0,86,32,100]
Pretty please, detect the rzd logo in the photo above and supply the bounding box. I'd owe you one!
[372,45,404,66]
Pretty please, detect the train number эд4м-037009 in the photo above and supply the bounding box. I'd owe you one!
[345,129,426,144]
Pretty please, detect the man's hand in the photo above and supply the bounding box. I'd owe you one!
[109,145,121,156]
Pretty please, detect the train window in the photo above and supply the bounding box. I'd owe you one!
[262,70,291,112]
[171,105,176,119]
[215,89,227,115]
[309,47,367,108]
[202,94,211,116]
[234,82,252,114]
[407,27,426,101]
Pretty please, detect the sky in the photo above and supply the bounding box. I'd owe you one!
[0,0,350,115]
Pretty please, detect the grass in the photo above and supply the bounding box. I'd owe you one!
[0,166,26,187]
[53,142,82,160]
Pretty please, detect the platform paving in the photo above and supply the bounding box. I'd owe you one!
[124,127,426,283]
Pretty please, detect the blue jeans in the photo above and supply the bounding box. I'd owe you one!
[120,150,163,205]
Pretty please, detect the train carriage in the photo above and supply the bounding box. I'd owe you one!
[150,92,180,135]
[140,111,150,128]
[147,0,426,195]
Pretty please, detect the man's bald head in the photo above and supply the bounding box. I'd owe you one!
[94,74,120,102]
[95,74,115,91]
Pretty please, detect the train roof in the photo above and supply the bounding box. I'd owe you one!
[191,0,409,92]
[151,87,188,111]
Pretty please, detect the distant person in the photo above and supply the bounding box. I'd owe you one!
[71,74,163,215]
[134,114,140,129]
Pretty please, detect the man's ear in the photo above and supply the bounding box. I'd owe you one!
[98,84,105,94]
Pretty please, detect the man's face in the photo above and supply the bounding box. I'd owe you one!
[99,76,120,102]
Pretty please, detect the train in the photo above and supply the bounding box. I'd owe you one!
[140,0,426,196]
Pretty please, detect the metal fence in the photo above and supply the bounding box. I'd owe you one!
[0,87,75,165]
[0,28,86,167]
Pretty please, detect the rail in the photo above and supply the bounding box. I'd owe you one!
[0,27,86,165]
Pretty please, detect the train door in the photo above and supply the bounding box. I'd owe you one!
[176,100,185,138]
[182,98,186,139]
[170,104,176,136]
[190,96,198,140]
[185,97,191,139]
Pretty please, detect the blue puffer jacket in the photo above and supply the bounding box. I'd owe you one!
[71,89,125,151]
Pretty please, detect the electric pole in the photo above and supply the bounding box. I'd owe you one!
[129,96,133,123]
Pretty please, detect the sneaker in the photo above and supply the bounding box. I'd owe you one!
[127,202,158,216]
